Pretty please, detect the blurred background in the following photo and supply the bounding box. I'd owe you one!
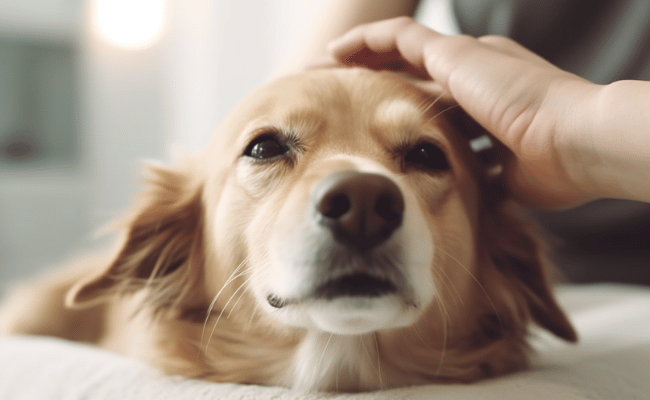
[0,0,320,289]
[0,0,323,289]
[0,0,458,290]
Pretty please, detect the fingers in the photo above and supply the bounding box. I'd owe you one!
[328,17,506,90]
[328,17,410,58]
[328,17,440,78]
[328,17,548,87]
[304,54,343,70]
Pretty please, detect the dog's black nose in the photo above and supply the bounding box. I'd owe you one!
[313,171,404,251]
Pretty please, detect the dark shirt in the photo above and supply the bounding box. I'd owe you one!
[451,0,650,285]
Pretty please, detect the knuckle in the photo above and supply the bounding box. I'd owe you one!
[478,34,515,47]
[391,16,416,26]
[454,34,479,46]
[434,34,478,56]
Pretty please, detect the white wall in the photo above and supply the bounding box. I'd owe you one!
[0,0,88,288]
[0,0,79,40]
[165,0,328,153]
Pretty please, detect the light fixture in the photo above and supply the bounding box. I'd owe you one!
[93,0,166,50]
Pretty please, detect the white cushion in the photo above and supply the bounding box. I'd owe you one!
[1,284,649,399]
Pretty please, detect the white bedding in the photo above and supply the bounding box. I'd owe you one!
[1,284,649,400]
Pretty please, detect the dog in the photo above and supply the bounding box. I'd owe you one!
[0,67,576,392]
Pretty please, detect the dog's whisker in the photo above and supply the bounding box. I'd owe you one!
[314,333,334,387]
[414,96,432,115]
[206,274,255,352]
[244,259,277,329]
[227,280,253,320]
[433,277,452,329]
[201,272,249,348]
[201,258,251,349]
[418,89,449,117]
[423,104,460,126]
[434,299,448,379]
[435,246,499,318]
[373,332,384,390]
[431,271,453,347]
[432,266,464,308]
[410,324,430,351]
[406,271,451,368]
[201,262,247,327]
[246,299,261,331]
[335,351,341,393]
[360,335,374,387]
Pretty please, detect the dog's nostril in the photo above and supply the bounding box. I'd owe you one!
[375,194,401,221]
[322,194,351,219]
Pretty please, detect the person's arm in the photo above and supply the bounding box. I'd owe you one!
[581,80,650,203]
[328,17,650,208]
[277,0,419,74]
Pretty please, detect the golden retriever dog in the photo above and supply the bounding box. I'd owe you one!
[0,68,576,392]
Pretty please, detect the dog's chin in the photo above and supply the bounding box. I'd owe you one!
[305,295,420,335]
[264,291,422,335]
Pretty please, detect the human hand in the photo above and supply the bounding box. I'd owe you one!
[328,17,602,208]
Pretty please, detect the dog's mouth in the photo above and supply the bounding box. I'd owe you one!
[265,270,418,334]
[262,245,421,334]
[314,273,397,300]
[266,273,399,309]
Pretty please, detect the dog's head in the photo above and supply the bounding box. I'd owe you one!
[68,68,576,391]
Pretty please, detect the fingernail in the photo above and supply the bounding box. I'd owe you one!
[305,55,342,70]
[326,35,349,53]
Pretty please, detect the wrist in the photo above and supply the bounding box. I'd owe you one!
[566,80,650,202]
[528,76,601,205]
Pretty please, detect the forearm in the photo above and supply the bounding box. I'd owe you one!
[570,80,650,202]
[277,0,419,74]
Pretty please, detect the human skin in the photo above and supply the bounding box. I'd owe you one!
[328,17,650,208]
[276,0,418,74]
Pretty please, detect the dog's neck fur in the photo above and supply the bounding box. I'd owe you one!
[286,319,530,391]
[290,331,384,391]
[141,292,530,392]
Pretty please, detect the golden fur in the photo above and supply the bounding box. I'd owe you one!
[0,68,576,392]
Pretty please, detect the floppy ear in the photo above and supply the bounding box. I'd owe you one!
[439,101,576,342]
[67,163,205,312]
[480,197,578,343]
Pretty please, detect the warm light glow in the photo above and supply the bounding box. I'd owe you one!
[93,0,165,50]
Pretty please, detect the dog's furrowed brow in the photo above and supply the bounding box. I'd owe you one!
[238,109,326,146]
[283,109,328,137]
[370,98,450,150]
[373,99,424,131]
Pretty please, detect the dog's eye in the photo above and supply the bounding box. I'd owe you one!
[244,135,288,160]
[404,142,450,171]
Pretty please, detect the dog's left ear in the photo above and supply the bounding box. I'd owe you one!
[442,103,577,343]
[67,163,205,310]
[481,200,578,343]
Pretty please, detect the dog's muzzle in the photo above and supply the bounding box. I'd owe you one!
[294,170,406,300]
[264,168,429,334]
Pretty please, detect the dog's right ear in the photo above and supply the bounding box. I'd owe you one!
[67,162,206,311]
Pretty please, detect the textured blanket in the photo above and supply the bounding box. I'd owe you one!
[1,284,649,399]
